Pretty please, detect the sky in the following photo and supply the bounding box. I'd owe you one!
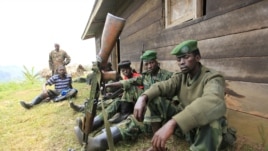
[0,0,96,70]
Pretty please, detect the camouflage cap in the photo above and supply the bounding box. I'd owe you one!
[118,60,131,68]
[171,40,198,57]
[140,50,157,61]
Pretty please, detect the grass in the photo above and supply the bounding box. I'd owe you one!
[0,79,267,151]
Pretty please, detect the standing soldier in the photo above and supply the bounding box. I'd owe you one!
[49,43,71,75]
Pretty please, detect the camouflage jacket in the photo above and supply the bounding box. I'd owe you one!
[120,68,173,102]
[49,49,71,71]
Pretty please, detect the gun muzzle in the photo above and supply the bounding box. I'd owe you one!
[97,13,126,67]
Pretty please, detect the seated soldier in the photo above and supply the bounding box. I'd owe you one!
[20,65,78,109]
[108,60,143,123]
[73,60,143,145]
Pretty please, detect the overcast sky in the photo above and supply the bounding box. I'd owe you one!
[0,0,96,69]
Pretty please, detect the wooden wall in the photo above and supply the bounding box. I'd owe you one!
[116,0,268,143]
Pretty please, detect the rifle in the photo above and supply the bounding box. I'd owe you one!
[139,44,145,73]
[80,13,125,151]
[102,88,124,100]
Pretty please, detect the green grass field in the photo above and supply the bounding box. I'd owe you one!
[0,79,265,151]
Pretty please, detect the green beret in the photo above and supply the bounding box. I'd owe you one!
[118,60,131,68]
[171,40,198,57]
[140,50,157,61]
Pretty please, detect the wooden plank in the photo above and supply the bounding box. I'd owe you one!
[121,3,162,39]
[199,28,268,59]
[201,57,268,83]
[227,109,268,144]
[225,80,268,118]
[117,0,144,19]
[206,0,262,17]
[120,21,163,61]
[123,0,161,26]
[145,1,268,50]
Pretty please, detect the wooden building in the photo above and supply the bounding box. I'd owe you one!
[81,0,268,144]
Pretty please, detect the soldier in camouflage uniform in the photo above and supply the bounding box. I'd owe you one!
[134,40,230,151]
[49,43,71,75]
[106,60,144,123]
[73,60,143,145]
[75,50,174,151]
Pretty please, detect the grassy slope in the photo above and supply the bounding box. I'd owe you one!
[0,82,265,151]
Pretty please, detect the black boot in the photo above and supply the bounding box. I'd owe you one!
[20,101,33,109]
[70,102,85,112]
[91,115,104,132]
[108,101,134,123]
[74,115,104,145]
[74,125,84,145]
[74,126,122,150]
[20,96,43,109]
[87,126,122,151]
[76,115,104,132]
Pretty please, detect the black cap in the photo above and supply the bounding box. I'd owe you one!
[118,60,131,69]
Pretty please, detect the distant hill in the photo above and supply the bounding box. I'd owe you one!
[0,65,24,82]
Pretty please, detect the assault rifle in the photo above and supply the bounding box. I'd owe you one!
[80,13,125,151]
[139,45,145,73]
[102,88,124,100]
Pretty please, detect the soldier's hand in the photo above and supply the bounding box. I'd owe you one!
[151,119,177,151]
[134,95,147,122]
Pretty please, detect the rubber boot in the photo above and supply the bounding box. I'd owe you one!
[70,102,85,112]
[91,115,104,132]
[74,125,84,145]
[108,101,134,123]
[20,96,43,109]
[74,115,105,145]
[86,126,122,151]
[147,122,162,151]
[76,115,104,132]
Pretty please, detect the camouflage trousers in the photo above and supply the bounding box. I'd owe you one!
[116,97,224,151]
[98,86,143,120]
[98,98,121,120]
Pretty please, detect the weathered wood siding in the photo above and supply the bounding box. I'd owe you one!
[116,0,268,143]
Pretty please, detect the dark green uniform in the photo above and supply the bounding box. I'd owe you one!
[116,68,173,140]
[101,68,172,121]
[142,64,226,151]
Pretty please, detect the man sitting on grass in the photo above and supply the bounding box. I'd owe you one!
[20,65,78,109]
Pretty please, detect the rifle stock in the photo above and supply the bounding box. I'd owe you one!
[81,13,125,151]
